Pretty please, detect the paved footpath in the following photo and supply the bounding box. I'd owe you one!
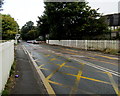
[10,44,47,95]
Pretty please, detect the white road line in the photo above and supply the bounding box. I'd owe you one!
[72,58,120,77]
[48,49,120,77]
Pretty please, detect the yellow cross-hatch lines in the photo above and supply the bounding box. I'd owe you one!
[62,49,117,66]
[107,72,120,96]
[38,64,45,69]
[50,58,58,61]
[59,72,111,85]
[38,64,49,71]
[64,48,118,60]
[40,68,49,70]
[47,80,73,89]
[86,56,117,66]
[46,62,67,80]
[81,76,111,85]
[93,54,118,60]
[44,54,51,57]
[70,63,85,95]
[48,61,80,70]
[47,80,65,87]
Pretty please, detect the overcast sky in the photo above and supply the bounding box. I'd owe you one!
[1,0,120,28]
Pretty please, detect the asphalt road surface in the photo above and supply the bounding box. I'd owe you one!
[22,41,119,95]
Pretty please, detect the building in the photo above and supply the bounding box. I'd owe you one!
[104,13,120,39]
[104,13,120,29]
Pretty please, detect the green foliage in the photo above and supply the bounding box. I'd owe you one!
[2,90,9,96]
[21,21,39,40]
[1,14,19,40]
[37,15,50,40]
[37,2,109,40]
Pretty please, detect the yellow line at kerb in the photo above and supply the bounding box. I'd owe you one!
[107,72,120,96]
[22,45,56,95]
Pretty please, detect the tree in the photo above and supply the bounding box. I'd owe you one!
[1,14,19,40]
[0,0,3,11]
[37,2,109,40]
[37,15,50,40]
[21,21,39,40]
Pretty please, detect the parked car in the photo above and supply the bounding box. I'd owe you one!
[33,40,46,44]
[32,40,39,44]
[27,40,34,43]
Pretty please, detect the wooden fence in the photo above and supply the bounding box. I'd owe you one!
[46,40,119,50]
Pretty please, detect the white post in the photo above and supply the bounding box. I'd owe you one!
[76,40,77,47]
[104,40,107,49]
[85,40,87,50]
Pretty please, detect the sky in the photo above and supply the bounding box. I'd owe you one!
[1,0,120,28]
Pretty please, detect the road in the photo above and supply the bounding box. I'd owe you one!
[22,41,119,95]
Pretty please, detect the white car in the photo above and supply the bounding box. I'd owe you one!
[33,40,39,44]
[27,40,34,43]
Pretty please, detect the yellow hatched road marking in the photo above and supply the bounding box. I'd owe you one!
[48,80,97,94]
[47,80,67,87]
[44,54,51,57]
[38,64,45,69]
[61,64,80,69]
[50,58,59,61]
[59,72,111,85]
[38,64,50,71]
[70,63,85,95]
[46,62,67,80]
[65,48,77,52]
[64,48,118,60]
[86,56,117,66]
[40,68,49,70]
[63,49,117,66]
[107,72,120,96]
[81,76,111,85]
[48,61,82,69]
[93,54,118,60]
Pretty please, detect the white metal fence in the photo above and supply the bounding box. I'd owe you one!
[46,40,119,50]
[0,40,14,94]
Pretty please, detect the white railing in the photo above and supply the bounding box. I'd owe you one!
[0,40,14,94]
[46,40,119,50]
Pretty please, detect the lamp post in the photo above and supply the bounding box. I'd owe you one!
[15,19,20,44]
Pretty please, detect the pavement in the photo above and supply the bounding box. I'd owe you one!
[10,43,47,95]
[21,41,120,96]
